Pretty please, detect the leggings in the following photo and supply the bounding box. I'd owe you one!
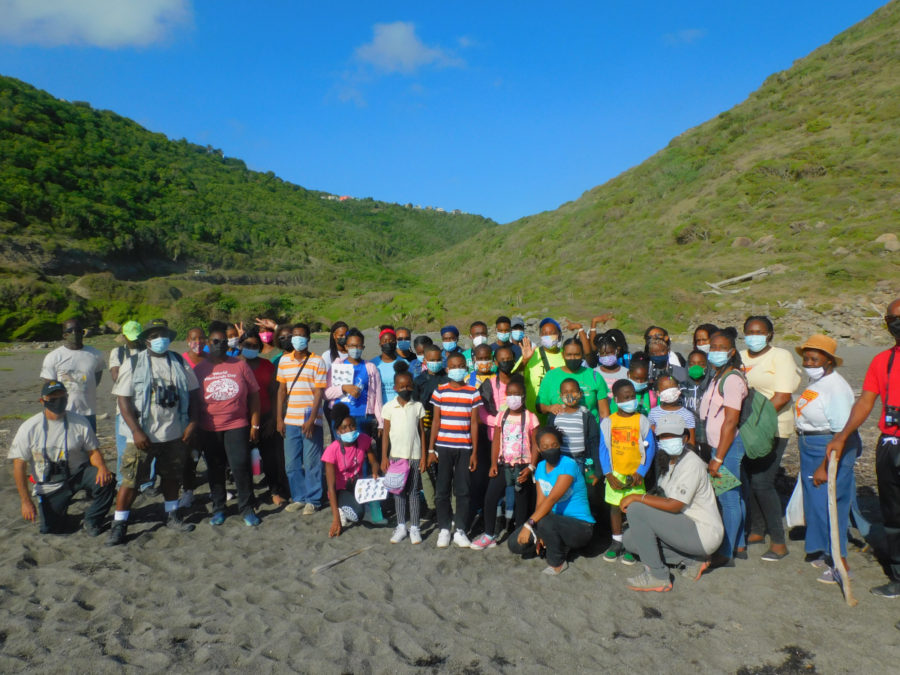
[744,436,787,545]
[483,464,534,537]
[393,463,422,528]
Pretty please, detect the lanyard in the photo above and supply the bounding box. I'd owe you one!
[41,413,68,478]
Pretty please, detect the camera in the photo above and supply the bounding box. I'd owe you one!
[42,460,69,484]
[155,383,180,408]
[886,405,900,428]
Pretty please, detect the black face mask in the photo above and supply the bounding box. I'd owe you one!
[889,317,900,339]
[381,342,397,355]
[63,331,83,349]
[279,335,292,350]
[396,389,413,401]
[336,336,347,347]
[541,447,562,465]
[209,342,228,358]
[496,360,515,374]
[564,358,582,371]
[43,397,68,415]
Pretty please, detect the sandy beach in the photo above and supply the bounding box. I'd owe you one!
[0,335,898,673]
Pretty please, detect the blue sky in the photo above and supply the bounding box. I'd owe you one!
[0,1,889,223]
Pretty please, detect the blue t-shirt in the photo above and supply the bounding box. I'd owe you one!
[340,362,369,417]
[534,455,595,523]
[372,356,408,403]
[491,341,522,361]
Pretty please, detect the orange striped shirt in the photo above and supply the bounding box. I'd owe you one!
[277,351,327,426]
[431,382,482,450]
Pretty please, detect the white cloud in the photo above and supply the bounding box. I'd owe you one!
[663,28,707,46]
[354,21,462,74]
[0,0,192,48]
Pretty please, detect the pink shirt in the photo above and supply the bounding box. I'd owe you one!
[194,358,260,432]
[699,371,747,449]
[479,376,508,440]
[496,410,539,465]
[322,434,372,491]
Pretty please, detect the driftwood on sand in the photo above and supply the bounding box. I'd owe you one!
[701,267,770,295]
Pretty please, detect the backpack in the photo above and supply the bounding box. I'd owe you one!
[717,370,777,459]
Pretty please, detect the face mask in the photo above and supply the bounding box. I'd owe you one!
[506,395,523,411]
[511,329,525,342]
[804,366,825,381]
[688,364,706,380]
[242,348,260,359]
[658,437,684,456]
[475,360,492,372]
[426,361,443,374]
[562,392,582,407]
[496,360,515,374]
[227,337,240,349]
[497,332,510,343]
[696,344,711,354]
[617,398,638,414]
[259,331,274,344]
[659,387,681,403]
[442,340,458,352]
[598,354,618,367]
[541,447,562,465]
[63,329,83,349]
[396,389,413,401]
[208,341,228,358]
[336,336,347,347]
[540,335,559,350]
[291,336,309,352]
[448,368,467,382]
[43,397,68,415]
[564,358,583,371]
[150,337,170,354]
[744,334,768,353]
[649,354,668,368]
[629,379,648,392]
[347,347,363,360]
[707,350,730,367]
[397,339,411,352]
[279,335,293,350]
[472,335,487,347]
[380,342,397,355]
[339,430,360,444]
[188,340,202,354]
[888,317,900,339]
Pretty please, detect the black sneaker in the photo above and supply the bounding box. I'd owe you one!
[870,581,900,599]
[106,521,127,546]
[83,520,103,537]
[166,509,196,533]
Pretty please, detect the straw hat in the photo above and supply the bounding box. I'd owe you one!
[795,334,843,366]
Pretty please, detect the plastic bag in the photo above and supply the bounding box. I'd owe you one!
[785,479,805,528]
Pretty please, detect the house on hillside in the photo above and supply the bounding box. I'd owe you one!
[339,196,351,202]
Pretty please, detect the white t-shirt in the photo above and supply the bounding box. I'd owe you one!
[8,412,98,495]
[594,365,628,395]
[321,349,348,372]
[794,371,854,433]
[111,353,199,443]
[382,398,426,460]
[657,451,724,554]
[40,345,105,416]
[108,346,142,415]
[740,347,801,438]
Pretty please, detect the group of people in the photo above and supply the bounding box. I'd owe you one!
[9,301,900,597]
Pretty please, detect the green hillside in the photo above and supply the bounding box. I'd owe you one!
[412,1,900,333]
[0,76,496,339]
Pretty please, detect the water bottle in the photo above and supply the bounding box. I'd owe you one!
[583,458,596,484]
[251,448,262,476]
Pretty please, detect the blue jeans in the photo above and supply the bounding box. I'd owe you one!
[799,433,857,558]
[714,432,746,558]
[284,424,325,506]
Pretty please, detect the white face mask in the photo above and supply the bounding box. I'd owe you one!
[472,335,487,347]
[506,395,523,411]
[804,366,825,381]
[227,337,239,349]
[659,387,681,404]
[696,344,710,354]
[540,335,559,349]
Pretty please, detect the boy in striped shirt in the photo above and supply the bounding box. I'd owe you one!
[428,352,481,548]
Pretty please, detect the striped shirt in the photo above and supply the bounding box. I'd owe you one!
[554,410,586,455]
[431,382,482,450]
[277,351,327,426]
[648,405,696,431]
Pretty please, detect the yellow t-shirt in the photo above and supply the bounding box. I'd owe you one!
[609,412,642,476]
[740,347,801,438]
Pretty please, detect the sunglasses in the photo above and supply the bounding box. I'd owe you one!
[209,338,229,346]
[62,327,84,335]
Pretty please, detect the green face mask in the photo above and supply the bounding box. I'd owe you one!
[688,364,706,380]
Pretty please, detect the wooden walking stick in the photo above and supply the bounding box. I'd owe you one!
[827,454,858,607]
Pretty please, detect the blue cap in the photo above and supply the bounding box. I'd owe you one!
[539,317,561,334]
[440,325,459,337]
[41,380,67,397]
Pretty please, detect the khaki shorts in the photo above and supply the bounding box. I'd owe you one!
[120,439,187,489]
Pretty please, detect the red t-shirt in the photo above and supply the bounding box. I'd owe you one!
[862,345,900,436]
[194,358,260,432]
[246,358,275,417]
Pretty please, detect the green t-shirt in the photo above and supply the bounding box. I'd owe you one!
[538,366,609,423]
[523,348,565,416]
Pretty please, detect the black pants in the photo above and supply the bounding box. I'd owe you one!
[201,427,254,516]
[258,430,289,501]
[467,428,492,525]
[38,464,115,533]
[483,464,534,536]
[744,436,788,545]
[876,434,900,580]
[507,512,594,567]
[435,447,471,532]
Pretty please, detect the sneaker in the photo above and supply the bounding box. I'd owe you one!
[339,510,349,527]
[542,562,569,576]
[243,512,261,527]
[226,491,235,502]
[285,501,305,513]
[817,567,854,585]
[626,566,673,592]
[166,509,196,532]
[810,556,830,569]
[390,525,408,544]
[409,526,422,545]
[105,521,127,547]
[870,581,900,598]
[621,551,637,566]
[436,529,451,548]
[210,511,226,526]
[82,520,103,537]
[470,534,497,550]
[178,489,193,509]
[604,541,623,563]
[453,529,472,548]
[302,503,317,516]
[680,559,711,581]
[761,550,789,562]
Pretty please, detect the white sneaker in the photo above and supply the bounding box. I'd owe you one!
[453,529,472,548]
[436,529,451,548]
[302,503,317,516]
[339,510,349,527]
[390,524,408,544]
[409,526,422,545]
[178,490,193,509]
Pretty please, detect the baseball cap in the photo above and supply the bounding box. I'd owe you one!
[655,412,686,437]
[41,380,67,397]
[511,316,525,329]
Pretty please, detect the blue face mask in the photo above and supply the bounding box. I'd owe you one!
[426,361,443,374]
[339,430,360,444]
[708,350,730,367]
[397,340,411,352]
[744,334,768,353]
[511,329,525,342]
[347,347,363,360]
[448,368,467,382]
[291,336,309,352]
[442,340,458,352]
[149,337,170,354]
[629,379,648,392]
[658,437,684,456]
[649,354,668,368]
[617,399,638,414]
[242,348,260,359]
[496,332,510,343]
